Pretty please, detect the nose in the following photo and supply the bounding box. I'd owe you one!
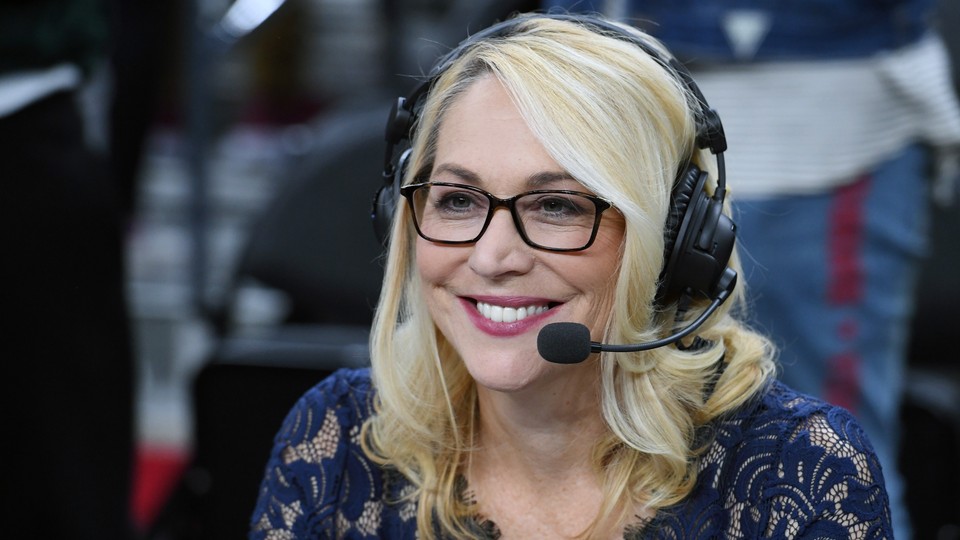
[468,207,535,278]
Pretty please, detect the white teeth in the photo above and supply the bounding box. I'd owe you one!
[476,301,548,323]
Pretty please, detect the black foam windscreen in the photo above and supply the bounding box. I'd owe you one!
[537,322,593,364]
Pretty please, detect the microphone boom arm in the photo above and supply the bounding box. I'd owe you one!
[592,267,737,354]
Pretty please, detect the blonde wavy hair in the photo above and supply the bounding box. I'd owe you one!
[362,13,776,539]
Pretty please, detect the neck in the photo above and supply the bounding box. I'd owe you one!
[472,365,605,479]
[465,368,623,538]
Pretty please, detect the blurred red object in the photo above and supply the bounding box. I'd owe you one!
[131,444,190,532]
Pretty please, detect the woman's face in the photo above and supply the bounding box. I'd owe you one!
[415,75,626,393]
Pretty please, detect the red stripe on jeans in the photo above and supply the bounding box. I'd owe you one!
[828,177,869,304]
[824,176,870,413]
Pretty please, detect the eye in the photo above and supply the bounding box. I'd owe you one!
[428,186,487,217]
[532,194,589,217]
[440,193,473,210]
[540,197,578,214]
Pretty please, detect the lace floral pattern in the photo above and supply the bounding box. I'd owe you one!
[250,368,892,539]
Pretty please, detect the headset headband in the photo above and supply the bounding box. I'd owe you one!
[383,14,727,176]
[374,13,737,307]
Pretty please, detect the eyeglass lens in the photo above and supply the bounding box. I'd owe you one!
[408,183,600,250]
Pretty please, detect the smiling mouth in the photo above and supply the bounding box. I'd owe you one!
[473,300,556,323]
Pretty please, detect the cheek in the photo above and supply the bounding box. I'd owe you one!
[577,226,625,330]
[415,240,461,297]
[416,240,443,279]
[415,243,445,325]
[588,277,620,332]
[585,220,625,284]
[579,259,621,320]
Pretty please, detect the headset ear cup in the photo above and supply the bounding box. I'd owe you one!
[372,148,411,245]
[658,164,737,305]
[658,165,704,302]
[662,165,701,262]
[371,184,393,246]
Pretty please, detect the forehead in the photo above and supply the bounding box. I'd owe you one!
[431,76,580,194]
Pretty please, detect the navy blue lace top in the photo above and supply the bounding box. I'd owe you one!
[250,368,892,539]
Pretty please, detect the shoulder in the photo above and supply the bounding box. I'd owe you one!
[719,380,888,484]
[740,380,879,459]
[294,367,374,425]
[270,366,374,467]
[301,366,374,408]
[250,368,382,538]
[699,380,893,537]
[270,367,374,452]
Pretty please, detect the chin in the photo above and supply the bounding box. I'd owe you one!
[461,350,550,392]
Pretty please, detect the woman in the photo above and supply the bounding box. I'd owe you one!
[251,13,892,539]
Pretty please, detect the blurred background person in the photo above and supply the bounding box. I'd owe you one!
[544,0,960,538]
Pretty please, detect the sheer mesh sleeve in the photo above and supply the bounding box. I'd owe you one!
[756,399,892,538]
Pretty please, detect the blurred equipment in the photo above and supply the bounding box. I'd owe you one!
[215,0,288,44]
[146,103,385,540]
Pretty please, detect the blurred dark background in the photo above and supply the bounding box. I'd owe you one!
[5,0,956,538]
[115,1,544,538]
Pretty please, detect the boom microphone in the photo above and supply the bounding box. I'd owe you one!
[537,268,737,364]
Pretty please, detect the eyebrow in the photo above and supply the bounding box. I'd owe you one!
[431,163,577,189]
[527,170,577,189]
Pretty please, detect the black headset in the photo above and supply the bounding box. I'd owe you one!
[371,13,736,306]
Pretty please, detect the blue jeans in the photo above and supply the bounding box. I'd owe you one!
[734,144,929,539]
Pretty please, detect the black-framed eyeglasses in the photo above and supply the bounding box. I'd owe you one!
[399,181,614,252]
